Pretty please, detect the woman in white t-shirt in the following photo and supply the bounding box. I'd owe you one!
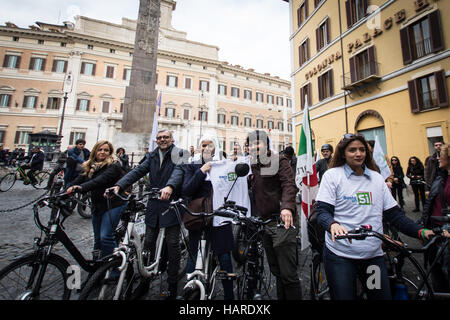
[315,133,433,300]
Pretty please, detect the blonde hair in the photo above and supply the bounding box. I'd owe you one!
[81,140,116,176]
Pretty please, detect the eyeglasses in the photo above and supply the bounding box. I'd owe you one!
[156,135,170,140]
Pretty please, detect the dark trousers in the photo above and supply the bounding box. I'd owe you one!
[21,164,37,184]
[144,224,181,285]
[390,183,404,208]
[323,246,391,300]
[262,222,301,300]
[411,183,426,210]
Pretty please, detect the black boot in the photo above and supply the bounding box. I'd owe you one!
[165,282,178,300]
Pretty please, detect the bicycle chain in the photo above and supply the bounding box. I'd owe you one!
[0,189,50,213]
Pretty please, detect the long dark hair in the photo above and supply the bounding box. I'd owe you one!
[390,156,402,168]
[329,134,378,171]
[408,156,424,170]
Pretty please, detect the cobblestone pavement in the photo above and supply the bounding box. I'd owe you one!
[0,176,424,300]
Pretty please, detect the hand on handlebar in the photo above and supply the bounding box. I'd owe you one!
[104,186,120,198]
[66,185,82,194]
[280,209,293,229]
[330,223,350,243]
[160,186,173,201]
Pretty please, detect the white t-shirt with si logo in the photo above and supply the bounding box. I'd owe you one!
[206,157,252,227]
[316,164,398,259]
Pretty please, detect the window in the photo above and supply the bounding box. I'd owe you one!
[300,83,311,109]
[76,99,90,111]
[231,87,240,98]
[316,18,330,51]
[102,101,110,113]
[46,97,61,110]
[38,39,44,45]
[297,1,309,28]
[2,55,21,69]
[60,42,67,47]
[23,96,37,109]
[0,130,5,144]
[345,0,368,28]
[123,68,131,81]
[349,46,377,83]
[110,49,115,54]
[165,107,175,118]
[0,94,11,107]
[81,62,96,76]
[314,0,325,8]
[244,117,252,127]
[69,132,86,145]
[29,57,46,71]
[218,84,227,95]
[185,78,192,89]
[183,109,190,120]
[268,121,274,130]
[400,11,444,65]
[231,115,239,126]
[217,114,226,124]
[166,75,178,88]
[267,94,274,105]
[276,96,284,106]
[287,99,292,108]
[199,80,209,92]
[288,123,293,132]
[318,69,334,100]
[244,89,252,100]
[105,65,115,79]
[52,60,67,73]
[257,119,263,129]
[256,92,264,102]
[87,44,94,50]
[298,39,310,66]
[408,70,448,113]
[278,122,284,131]
[199,111,208,121]
[13,37,19,42]
[14,131,31,145]
[120,103,124,113]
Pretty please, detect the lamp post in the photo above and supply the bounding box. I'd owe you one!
[96,114,104,142]
[54,72,73,160]
[198,90,205,144]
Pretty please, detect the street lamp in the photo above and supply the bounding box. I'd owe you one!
[198,90,205,143]
[54,72,73,160]
[96,114,105,142]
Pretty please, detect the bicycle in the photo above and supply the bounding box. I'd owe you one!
[78,189,189,300]
[335,220,450,300]
[0,162,49,192]
[0,191,103,300]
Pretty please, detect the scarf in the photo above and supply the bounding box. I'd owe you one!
[88,161,105,179]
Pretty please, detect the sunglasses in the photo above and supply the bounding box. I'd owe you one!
[341,133,364,142]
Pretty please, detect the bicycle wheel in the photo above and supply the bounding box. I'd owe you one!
[77,193,93,219]
[79,257,139,300]
[0,173,16,192]
[33,171,50,189]
[183,283,201,300]
[309,251,330,300]
[0,253,70,300]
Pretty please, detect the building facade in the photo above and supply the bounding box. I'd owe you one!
[284,0,449,164]
[0,0,293,157]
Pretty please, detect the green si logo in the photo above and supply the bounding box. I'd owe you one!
[356,192,372,205]
[227,172,237,181]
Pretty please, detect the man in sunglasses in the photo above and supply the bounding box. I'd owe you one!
[109,129,188,299]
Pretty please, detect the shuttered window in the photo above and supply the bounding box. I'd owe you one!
[80,62,96,76]
[299,39,310,66]
[408,70,448,113]
[102,101,110,113]
[400,11,443,65]
[256,92,264,102]
[105,66,115,79]
[218,84,227,95]
[199,80,209,92]
[23,96,38,108]
[231,116,239,126]
[198,111,208,121]
[0,94,12,107]
[76,99,90,111]
[29,58,46,71]
[217,114,226,124]
[3,55,21,69]
[300,83,312,109]
[349,46,377,84]
[167,75,178,88]
[185,78,192,89]
[244,90,252,100]
[183,109,190,120]
[318,69,334,101]
[244,117,252,127]
[231,87,240,98]
[46,97,61,110]
[345,0,368,28]
[52,60,67,73]
[316,18,330,52]
[297,1,308,28]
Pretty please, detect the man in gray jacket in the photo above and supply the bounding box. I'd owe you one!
[109,130,187,299]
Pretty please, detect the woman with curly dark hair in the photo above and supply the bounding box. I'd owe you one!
[390,156,405,209]
[406,156,426,212]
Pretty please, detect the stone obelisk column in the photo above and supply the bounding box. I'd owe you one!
[115,0,161,152]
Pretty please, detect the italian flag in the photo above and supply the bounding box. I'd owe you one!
[295,97,318,251]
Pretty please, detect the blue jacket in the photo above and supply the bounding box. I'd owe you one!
[68,147,90,165]
[182,162,212,200]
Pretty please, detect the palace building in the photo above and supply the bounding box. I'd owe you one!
[284,0,449,163]
[0,0,293,157]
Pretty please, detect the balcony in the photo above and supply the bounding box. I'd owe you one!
[342,61,381,92]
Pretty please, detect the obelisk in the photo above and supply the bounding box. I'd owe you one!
[116,0,161,152]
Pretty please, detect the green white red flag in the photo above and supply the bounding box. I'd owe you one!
[295,96,318,251]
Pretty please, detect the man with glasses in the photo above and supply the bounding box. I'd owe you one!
[316,144,334,183]
[109,130,188,299]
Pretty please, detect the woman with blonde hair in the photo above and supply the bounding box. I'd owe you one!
[67,140,127,260]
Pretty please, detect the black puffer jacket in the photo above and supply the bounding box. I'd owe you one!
[69,161,126,214]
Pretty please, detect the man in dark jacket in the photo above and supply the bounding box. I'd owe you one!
[66,139,90,184]
[22,146,45,185]
[110,130,187,299]
[282,146,297,175]
[425,140,444,192]
[247,130,301,300]
[316,144,333,183]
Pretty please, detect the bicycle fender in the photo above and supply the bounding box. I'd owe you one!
[184,280,206,300]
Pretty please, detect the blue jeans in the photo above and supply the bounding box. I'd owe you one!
[92,204,127,258]
[323,246,392,300]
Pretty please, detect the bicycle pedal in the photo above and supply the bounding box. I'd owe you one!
[216,270,237,280]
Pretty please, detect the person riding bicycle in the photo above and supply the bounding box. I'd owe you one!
[109,130,187,300]
[22,146,45,185]
[182,137,235,300]
[316,144,334,183]
[246,130,302,300]
[420,143,450,293]
[314,133,434,300]
[66,141,127,261]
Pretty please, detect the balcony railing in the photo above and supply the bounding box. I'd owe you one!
[342,61,381,91]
